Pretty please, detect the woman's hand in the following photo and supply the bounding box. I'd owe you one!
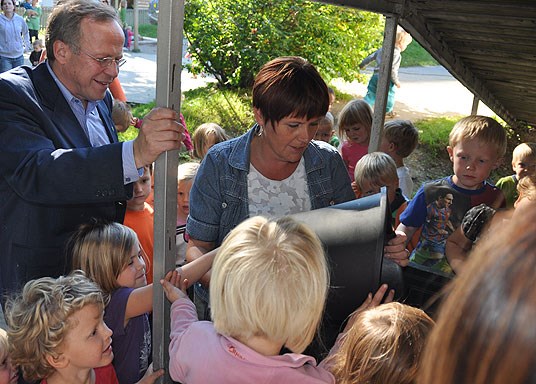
[161,270,188,304]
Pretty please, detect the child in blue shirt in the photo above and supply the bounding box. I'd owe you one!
[396,115,507,275]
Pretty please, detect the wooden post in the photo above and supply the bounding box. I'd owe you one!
[133,0,139,52]
[471,94,480,115]
[369,15,398,153]
[152,0,184,382]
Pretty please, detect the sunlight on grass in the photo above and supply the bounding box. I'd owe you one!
[414,116,458,157]
[402,41,438,67]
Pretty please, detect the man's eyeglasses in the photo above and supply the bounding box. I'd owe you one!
[82,50,126,68]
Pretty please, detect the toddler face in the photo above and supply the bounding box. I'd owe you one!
[447,138,500,190]
[344,124,369,146]
[512,156,536,179]
[314,123,333,143]
[177,179,193,217]
[59,304,113,373]
[117,243,147,288]
[127,167,151,210]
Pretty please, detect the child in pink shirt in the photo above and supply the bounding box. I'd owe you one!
[161,216,394,384]
[338,99,373,182]
[163,216,334,383]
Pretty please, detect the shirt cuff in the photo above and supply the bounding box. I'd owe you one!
[122,140,140,184]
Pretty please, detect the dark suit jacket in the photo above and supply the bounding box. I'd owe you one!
[0,63,133,297]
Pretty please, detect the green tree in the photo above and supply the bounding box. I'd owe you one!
[184,0,383,89]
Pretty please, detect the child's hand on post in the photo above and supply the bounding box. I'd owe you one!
[161,269,188,303]
[136,363,165,384]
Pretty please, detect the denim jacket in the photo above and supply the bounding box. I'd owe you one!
[187,125,354,246]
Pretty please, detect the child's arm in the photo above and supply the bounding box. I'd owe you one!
[179,250,216,288]
[445,227,473,274]
[160,270,189,304]
[395,222,418,245]
[359,50,377,69]
[391,49,402,88]
[185,238,217,286]
[124,252,214,320]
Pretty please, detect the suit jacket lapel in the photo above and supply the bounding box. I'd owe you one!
[32,64,91,148]
[97,94,119,144]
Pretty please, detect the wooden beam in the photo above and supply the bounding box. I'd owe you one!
[398,16,519,127]
[316,0,404,15]
[369,16,398,153]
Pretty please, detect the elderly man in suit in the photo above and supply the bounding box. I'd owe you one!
[0,0,183,304]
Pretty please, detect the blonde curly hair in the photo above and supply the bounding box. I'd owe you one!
[5,271,105,382]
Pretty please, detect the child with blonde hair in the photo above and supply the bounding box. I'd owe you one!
[0,329,17,384]
[163,215,393,383]
[111,100,133,133]
[354,152,409,229]
[512,172,536,219]
[5,271,119,384]
[398,115,507,275]
[360,27,413,117]
[496,142,536,208]
[338,99,373,182]
[69,221,213,384]
[192,123,229,159]
[163,216,345,383]
[176,162,200,266]
[326,302,434,384]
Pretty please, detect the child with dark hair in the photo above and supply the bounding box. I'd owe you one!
[380,119,419,197]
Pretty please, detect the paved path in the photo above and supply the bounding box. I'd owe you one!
[332,66,493,120]
[118,41,493,119]
[118,40,215,104]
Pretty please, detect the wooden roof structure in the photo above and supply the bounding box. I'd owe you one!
[318,0,536,128]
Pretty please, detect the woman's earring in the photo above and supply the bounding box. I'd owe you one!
[257,125,264,136]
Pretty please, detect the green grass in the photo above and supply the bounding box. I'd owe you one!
[120,85,254,141]
[138,24,158,38]
[401,41,438,67]
[414,116,457,157]
[182,85,254,136]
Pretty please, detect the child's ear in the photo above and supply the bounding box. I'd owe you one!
[493,157,503,170]
[45,353,68,369]
[447,146,454,162]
